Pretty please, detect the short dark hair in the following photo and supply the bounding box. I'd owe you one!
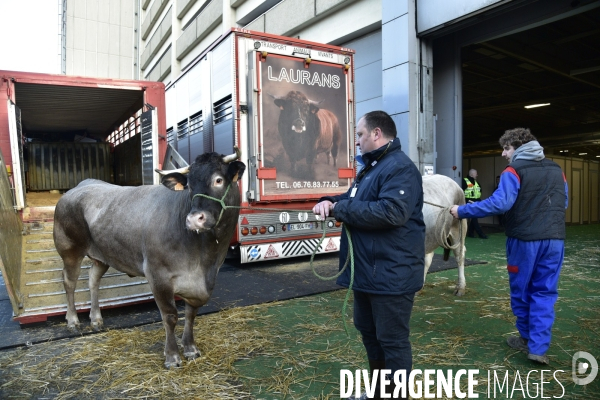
[361,110,397,139]
[499,127,537,149]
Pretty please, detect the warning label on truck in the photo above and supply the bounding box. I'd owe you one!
[259,54,350,197]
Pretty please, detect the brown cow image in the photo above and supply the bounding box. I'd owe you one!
[271,90,342,175]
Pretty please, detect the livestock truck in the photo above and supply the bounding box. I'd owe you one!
[0,71,167,323]
[165,29,356,263]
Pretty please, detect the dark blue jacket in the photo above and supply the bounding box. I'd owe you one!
[322,138,425,295]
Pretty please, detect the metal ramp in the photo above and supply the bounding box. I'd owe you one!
[16,209,153,324]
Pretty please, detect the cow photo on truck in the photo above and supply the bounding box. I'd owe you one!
[270,90,342,177]
[53,148,245,369]
[261,54,348,190]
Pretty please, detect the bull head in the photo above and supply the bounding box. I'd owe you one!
[270,91,323,134]
[155,147,242,190]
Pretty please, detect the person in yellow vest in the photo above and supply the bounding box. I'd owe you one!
[462,169,488,239]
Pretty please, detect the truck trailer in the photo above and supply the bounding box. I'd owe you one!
[0,71,166,323]
[165,28,356,263]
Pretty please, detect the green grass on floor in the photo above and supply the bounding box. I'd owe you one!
[234,225,600,399]
[0,226,597,399]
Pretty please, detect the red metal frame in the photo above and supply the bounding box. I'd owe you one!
[0,70,167,167]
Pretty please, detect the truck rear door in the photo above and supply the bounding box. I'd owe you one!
[7,100,25,209]
[246,39,355,202]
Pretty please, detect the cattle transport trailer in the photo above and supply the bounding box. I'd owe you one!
[166,29,356,263]
[0,71,166,323]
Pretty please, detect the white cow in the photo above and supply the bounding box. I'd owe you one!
[422,174,468,296]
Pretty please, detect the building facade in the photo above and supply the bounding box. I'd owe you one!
[62,0,600,224]
[64,0,139,79]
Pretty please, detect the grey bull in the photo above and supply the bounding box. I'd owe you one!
[53,149,245,368]
[422,174,468,296]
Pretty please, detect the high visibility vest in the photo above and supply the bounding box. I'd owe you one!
[464,178,481,200]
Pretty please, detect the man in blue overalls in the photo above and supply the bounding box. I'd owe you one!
[450,128,568,364]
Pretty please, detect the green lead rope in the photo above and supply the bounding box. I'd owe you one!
[193,183,355,337]
[309,223,354,337]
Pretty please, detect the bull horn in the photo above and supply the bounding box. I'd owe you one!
[222,146,241,163]
[155,165,190,176]
[308,99,324,106]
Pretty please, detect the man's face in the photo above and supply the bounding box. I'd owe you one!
[356,117,377,154]
[502,145,516,162]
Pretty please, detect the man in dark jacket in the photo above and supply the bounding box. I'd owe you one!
[313,111,425,399]
[450,128,568,365]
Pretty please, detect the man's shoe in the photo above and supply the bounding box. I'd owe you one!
[528,353,550,365]
[507,336,528,352]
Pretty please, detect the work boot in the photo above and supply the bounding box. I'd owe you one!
[506,336,528,353]
[528,353,550,365]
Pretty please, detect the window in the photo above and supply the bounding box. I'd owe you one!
[213,95,232,125]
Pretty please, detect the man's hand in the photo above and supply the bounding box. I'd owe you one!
[450,205,460,219]
[312,200,335,220]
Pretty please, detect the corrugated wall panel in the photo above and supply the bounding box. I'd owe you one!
[28,143,112,190]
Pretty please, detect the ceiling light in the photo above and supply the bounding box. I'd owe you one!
[579,153,587,155]
[524,103,551,109]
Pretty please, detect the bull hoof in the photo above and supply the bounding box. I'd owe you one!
[67,322,81,332]
[91,320,104,331]
[454,287,466,296]
[184,349,201,360]
[164,356,182,369]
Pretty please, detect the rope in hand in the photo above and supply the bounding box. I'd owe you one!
[194,186,355,337]
[424,200,463,250]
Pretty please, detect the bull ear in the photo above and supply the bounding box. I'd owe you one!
[161,173,188,191]
[227,161,246,183]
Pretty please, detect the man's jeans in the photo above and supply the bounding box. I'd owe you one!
[353,291,415,376]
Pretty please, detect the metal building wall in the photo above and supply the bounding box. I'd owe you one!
[65,0,138,79]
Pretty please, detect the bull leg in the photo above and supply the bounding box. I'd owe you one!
[416,252,434,296]
[88,259,109,331]
[149,281,181,369]
[453,244,467,296]
[62,255,84,330]
[423,252,434,283]
[453,220,468,296]
[182,302,201,360]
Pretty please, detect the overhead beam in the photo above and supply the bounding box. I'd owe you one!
[480,41,600,90]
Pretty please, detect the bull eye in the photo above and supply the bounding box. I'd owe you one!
[214,177,224,187]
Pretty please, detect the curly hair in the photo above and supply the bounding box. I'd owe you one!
[499,127,537,150]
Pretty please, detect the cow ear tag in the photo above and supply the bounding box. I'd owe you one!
[232,172,239,183]
[174,183,185,191]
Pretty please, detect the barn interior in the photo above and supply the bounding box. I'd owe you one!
[461,6,600,161]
